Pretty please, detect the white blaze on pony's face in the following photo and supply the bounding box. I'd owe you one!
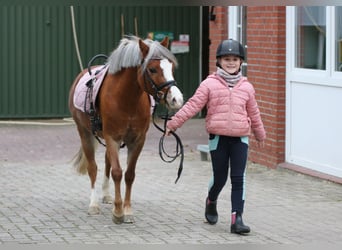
[160,58,184,110]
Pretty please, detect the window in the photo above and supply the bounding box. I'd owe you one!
[295,6,326,70]
[228,6,247,75]
[287,6,342,85]
[336,7,342,72]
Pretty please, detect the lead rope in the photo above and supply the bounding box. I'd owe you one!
[152,104,184,184]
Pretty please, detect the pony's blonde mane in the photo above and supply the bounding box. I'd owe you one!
[107,35,178,74]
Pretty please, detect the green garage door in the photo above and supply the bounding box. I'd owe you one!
[0,2,203,118]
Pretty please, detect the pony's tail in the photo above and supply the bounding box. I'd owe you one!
[72,147,88,175]
[72,138,98,175]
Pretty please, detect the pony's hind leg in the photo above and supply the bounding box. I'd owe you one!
[102,152,112,204]
[73,125,101,215]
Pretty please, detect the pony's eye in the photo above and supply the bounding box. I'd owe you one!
[148,68,157,74]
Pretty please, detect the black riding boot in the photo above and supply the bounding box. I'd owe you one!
[205,197,218,225]
[230,212,250,234]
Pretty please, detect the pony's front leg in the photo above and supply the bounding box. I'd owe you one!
[106,141,124,224]
[123,164,135,223]
[123,141,144,223]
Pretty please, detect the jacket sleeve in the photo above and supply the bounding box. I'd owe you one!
[167,82,209,130]
[246,87,266,141]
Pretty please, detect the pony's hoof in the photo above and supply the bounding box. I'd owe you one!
[112,214,124,224]
[102,196,113,204]
[124,215,135,224]
[88,206,100,215]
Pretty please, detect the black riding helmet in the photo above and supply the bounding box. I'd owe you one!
[216,39,245,68]
[216,39,245,59]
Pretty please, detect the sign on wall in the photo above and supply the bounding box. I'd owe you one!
[147,31,174,41]
[171,34,190,54]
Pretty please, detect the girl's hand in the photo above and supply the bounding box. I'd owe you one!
[165,128,173,136]
[257,140,265,148]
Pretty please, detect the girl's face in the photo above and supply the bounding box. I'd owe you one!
[218,55,242,74]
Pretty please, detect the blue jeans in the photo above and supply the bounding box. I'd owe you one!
[208,134,248,213]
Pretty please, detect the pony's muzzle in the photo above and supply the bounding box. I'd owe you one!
[167,86,184,110]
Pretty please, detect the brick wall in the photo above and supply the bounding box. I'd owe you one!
[208,6,286,168]
[209,7,228,74]
[246,6,286,168]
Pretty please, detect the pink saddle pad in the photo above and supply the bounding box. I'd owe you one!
[73,65,109,112]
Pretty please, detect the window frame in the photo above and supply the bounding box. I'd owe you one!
[287,6,342,87]
[332,6,342,76]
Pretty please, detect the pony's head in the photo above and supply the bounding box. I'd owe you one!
[108,35,184,110]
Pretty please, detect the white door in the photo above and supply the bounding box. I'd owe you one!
[286,6,342,178]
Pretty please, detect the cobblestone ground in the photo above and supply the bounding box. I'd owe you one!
[0,119,342,244]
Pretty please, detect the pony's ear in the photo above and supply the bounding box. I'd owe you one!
[160,36,169,48]
[139,39,149,58]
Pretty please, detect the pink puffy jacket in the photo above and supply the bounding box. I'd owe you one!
[167,73,266,141]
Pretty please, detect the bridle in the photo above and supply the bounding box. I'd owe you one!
[142,58,184,184]
[142,58,178,105]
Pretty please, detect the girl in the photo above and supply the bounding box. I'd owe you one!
[166,39,266,234]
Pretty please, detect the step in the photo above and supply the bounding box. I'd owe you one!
[196,144,210,161]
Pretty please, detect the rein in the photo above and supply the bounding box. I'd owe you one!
[151,105,184,184]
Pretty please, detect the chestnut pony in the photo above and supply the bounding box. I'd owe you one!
[68,36,183,223]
